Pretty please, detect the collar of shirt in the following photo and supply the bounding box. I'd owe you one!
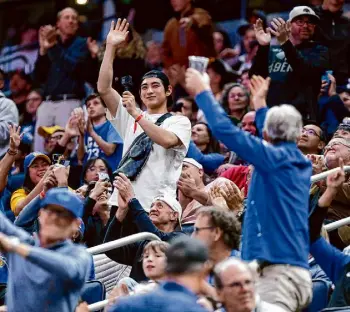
[159,281,198,301]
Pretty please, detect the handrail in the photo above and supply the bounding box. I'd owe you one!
[87,232,161,255]
[324,217,350,232]
[310,166,350,183]
[88,299,109,311]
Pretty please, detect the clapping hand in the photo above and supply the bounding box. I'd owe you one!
[8,124,22,152]
[114,173,135,202]
[254,18,271,46]
[39,25,57,54]
[326,158,345,190]
[65,115,80,138]
[178,172,197,198]
[250,75,271,110]
[269,18,291,45]
[106,19,129,48]
[87,37,99,58]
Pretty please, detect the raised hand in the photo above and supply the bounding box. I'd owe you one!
[39,25,57,53]
[185,68,211,97]
[327,158,345,190]
[114,173,135,202]
[269,18,291,45]
[43,171,57,192]
[87,37,99,58]
[106,19,129,47]
[250,75,271,110]
[8,124,22,152]
[65,115,80,138]
[254,18,271,46]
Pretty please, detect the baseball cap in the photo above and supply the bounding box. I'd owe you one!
[288,6,319,22]
[165,236,209,275]
[183,158,203,170]
[38,125,65,138]
[152,194,182,220]
[40,188,84,218]
[24,152,51,175]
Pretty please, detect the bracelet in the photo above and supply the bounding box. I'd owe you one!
[133,113,143,133]
[39,191,46,199]
[7,149,18,156]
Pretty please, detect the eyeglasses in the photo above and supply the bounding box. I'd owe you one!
[45,134,63,143]
[222,279,253,290]
[294,19,316,27]
[193,226,215,234]
[301,128,320,138]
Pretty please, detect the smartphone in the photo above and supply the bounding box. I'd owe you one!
[52,154,70,167]
[98,172,110,182]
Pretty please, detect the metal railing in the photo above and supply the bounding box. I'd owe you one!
[87,232,161,255]
[87,232,160,311]
[310,166,350,183]
[310,166,350,231]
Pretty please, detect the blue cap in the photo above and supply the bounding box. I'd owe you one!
[24,152,51,175]
[40,188,83,218]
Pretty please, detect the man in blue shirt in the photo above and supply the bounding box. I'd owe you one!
[33,7,100,153]
[185,70,313,312]
[109,236,209,312]
[76,93,123,171]
[0,186,91,312]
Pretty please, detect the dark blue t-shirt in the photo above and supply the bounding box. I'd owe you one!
[84,120,123,171]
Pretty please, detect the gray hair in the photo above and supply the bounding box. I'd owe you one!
[57,7,78,20]
[263,104,302,142]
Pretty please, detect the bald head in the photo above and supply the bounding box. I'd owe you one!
[214,258,256,312]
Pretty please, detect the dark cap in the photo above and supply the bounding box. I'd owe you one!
[141,70,170,90]
[165,236,209,275]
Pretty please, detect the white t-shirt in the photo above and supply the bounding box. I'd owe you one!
[108,99,191,211]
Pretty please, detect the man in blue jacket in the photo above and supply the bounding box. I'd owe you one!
[185,70,313,312]
[0,187,91,312]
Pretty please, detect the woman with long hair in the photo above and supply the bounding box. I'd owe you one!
[191,122,221,154]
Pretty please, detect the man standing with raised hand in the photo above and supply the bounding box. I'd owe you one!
[98,19,191,211]
[185,70,313,312]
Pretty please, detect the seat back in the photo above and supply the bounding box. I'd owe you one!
[81,280,106,312]
[321,308,350,311]
[304,279,332,312]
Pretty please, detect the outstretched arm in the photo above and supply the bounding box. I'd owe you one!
[97,19,129,117]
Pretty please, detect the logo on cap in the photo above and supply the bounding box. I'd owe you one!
[57,193,71,203]
[303,8,310,12]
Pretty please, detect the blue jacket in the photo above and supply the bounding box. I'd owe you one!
[109,281,207,312]
[0,212,91,312]
[311,237,350,307]
[195,90,312,269]
[186,140,225,174]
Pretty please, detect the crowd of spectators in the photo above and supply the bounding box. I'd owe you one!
[0,0,350,311]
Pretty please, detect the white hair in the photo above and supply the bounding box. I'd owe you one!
[263,104,302,142]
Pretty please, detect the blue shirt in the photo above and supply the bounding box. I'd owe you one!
[195,90,312,269]
[109,281,207,312]
[0,211,91,312]
[84,120,123,171]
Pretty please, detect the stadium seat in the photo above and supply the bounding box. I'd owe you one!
[81,280,106,312]
[304,279,332,312]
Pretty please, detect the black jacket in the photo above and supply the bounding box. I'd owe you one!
[313,6,350,84]
[103,199,184,282]
[250,40,329,122]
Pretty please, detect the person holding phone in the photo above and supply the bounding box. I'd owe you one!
[98,19,191,212]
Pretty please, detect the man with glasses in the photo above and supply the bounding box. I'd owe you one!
[214,258,280,312]
[297,124,326,155]
[38,125,65,154]
[0,187,91,311]
[250,6,329,122]
[192,207,241,281]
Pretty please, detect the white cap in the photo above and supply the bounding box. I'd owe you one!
[183,158,203,170]
[289,6,319,22]
[152,194,182,220]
